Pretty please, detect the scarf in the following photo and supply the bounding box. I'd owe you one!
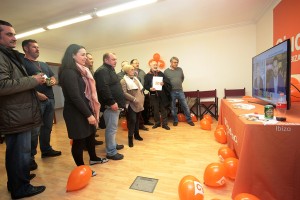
[123,75,143,90]
[76,63,100,127]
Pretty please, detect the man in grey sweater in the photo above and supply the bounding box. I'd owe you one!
[164,56,195,126]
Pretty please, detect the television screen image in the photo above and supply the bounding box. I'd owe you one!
[252,39,291,109]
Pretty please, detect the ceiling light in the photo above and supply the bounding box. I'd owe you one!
[96,0,157,17]
[15,28,46,39]
[47,14,92,29]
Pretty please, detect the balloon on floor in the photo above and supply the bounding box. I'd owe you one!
[214,129,227,144]
[203,163,226,187]
[66,165,92,192]
[178,175,204,200]
[200,118,211,130]
[234,193,260,200]
[218,146,236,162]
[224,157,239,180]
[121,119,128,130]
[203,114,213,124]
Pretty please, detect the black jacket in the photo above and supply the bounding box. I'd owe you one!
[94,63,125,112]
[144,70,172,108]
[0,45,42,134]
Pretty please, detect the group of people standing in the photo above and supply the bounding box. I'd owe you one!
[0,19,194,199]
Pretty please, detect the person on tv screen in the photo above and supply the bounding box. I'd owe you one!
[266,56,285,97]
[253,63,264,96]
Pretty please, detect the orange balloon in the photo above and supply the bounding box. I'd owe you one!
[203,114,213,124]
[178,175,204,200]
[153,53,160,61]
[158,60,165,69]
[216,124,226,131]
[234,193,260,200]
[66,165,92,192]
[203,163,226,187]
[224,157,239,180]
[291,77,300,85]
[190,113,198,122]
[218,147,236,162]
[70,139,73,146]
[121,119,128,130]
[214,129,227,144]
[291,83,300,102]
[200,118,211,130]
[178,113,187,122]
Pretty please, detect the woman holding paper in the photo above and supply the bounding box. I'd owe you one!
[144,60,172,130]
[120,64,145,147]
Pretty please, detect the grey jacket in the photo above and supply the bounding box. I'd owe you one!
[0,45,42,134]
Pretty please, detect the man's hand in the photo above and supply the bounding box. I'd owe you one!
[32,73,46,85]
[37,92,48,101]
[87,115,97,125]
[110,103,119,111]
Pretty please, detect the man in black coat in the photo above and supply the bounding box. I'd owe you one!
[94,52,126,160]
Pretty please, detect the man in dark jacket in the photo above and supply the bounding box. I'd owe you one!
[144,60,172,130]
[94,52,126,160]
[0,20,46,199]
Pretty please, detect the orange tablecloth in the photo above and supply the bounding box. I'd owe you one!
[219,99,300,200]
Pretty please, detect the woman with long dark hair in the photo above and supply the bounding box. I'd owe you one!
[58,44,108,176]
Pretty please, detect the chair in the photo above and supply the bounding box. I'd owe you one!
[224,87,246,99]
[199,89,218,120]
[184,90,200,118]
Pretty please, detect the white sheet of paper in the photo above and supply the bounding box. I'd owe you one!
[152,76,163,91]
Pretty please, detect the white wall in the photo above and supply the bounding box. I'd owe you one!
[91,24,256,98]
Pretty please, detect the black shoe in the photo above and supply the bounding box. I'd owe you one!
[30,160,38,171]
[41,149,62,158]
[188,122,195,126]
[134,134,143,141]
[173,122,178,126]
[162,125,170,130]
[152,124,161,129]
[95,140,104,145]
[139,126,149,131]
[116,144,124,150]
[144,121,154,125]
[95,133,100,137]
[11,185,46,199]
[106,153,124,160]
[29,174,36,180]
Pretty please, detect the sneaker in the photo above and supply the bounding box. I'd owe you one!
[116,144,124,150]
[30,160,38,171]
[188,122,195,126]
[106,153,124,160]
[89,157,109,165]
[91,170,97,177]
[173,122,178,126]
[41,149,62,158]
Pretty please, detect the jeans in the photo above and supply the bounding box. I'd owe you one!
[5,131,32,197]
[31,98,55,157]
[103,108,121,156]
[170,91,192,123]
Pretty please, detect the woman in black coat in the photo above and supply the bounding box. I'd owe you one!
[58,44,108,176]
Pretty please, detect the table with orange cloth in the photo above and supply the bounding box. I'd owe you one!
[218,98,300,200]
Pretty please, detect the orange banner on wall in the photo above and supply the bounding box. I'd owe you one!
[273,0,300,74]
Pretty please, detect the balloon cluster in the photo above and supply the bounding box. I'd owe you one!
[148,53,165,69]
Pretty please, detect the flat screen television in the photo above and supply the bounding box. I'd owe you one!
[252,39,291,109]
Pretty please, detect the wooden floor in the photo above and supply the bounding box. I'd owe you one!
[0,110,234,200]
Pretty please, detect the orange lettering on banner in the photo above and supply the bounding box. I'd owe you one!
[273,0,300,74]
